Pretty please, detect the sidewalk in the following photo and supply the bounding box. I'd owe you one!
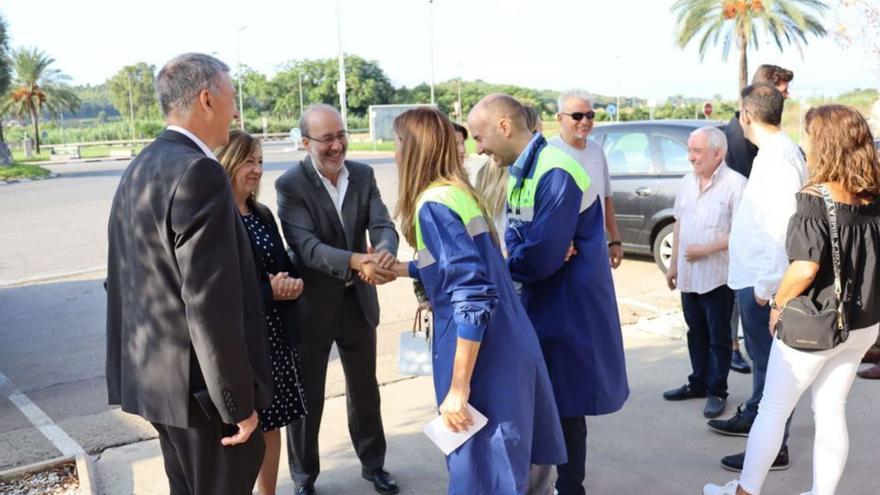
[90,325,880,494]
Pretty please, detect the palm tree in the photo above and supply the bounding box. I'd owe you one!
[672,0,828,90]
[3,47,79,154]
[0,15,12,164]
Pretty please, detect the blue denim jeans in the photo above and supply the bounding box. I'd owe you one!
[682,285,734,398]
[736,287,792,447]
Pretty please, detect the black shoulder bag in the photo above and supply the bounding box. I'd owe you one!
[775,184,850,351]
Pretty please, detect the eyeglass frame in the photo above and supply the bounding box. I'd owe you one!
[303,130,351,144]
[560,111,596,121]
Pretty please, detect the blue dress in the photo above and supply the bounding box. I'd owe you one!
[408,185,567,495]
[506,137,629,418]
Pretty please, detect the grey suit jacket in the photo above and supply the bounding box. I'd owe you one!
[105,130,272,428]
[275,156,398,331]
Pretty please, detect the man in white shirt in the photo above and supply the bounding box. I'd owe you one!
[708,84,807,473]
[663,127,745,419]
[549,89,624,268]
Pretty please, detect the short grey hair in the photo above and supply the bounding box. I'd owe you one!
[156,53,230,117]
[691,126,728,156]
[299,104,342,138]
[556,89,593,113]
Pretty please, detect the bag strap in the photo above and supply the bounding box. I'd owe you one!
[817,184,847,331]
[412,307,432,339]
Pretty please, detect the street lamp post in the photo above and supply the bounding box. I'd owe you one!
[428,0,435,105]
[298,68,305,118]
[237,26,246,130]
[336,0,348,126]
[456,62,462,122]
[127,71,135,140]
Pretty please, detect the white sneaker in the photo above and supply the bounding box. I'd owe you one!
[703,480,739,495]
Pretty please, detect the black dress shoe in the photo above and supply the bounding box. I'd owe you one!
[362,468,399,494]
[662,384,707,401]
[295,485,316,495]
[730,349,752,374]
[720,446,789,472]
[703,395,727,418]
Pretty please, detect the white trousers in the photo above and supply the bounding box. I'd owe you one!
[739,323,879,495]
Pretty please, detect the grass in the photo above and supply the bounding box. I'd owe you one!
[0,162,52,181]
[10,146,145,161]
[348,141,396,152]
[11,150,52,162]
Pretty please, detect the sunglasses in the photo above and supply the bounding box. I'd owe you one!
[561,111,595,121]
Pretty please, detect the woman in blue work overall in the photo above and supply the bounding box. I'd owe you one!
[384,107,566,494]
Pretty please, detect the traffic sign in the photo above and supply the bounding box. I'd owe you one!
[703,102,713,118]
[606,104,617,116]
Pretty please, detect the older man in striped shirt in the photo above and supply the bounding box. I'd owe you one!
[663,126,746,419]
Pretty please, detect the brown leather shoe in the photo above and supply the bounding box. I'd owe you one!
[857,363,880,379]
[861,348,880,364]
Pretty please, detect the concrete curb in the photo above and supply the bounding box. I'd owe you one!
[634,310,687,340]
[76,453,99,495]
[0,173,60,186]
[0,455,74,481]
[29,157,132,166]
[0,454,98,494]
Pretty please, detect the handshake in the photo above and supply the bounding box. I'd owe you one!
[352,248,400,286]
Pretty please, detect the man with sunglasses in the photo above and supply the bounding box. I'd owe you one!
[275,104,400,495]
[550,89,624,269]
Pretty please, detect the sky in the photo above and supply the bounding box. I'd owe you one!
[2,0,877,103]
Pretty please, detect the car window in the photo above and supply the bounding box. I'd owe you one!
[657,135,691,173]
[602,131,653,175]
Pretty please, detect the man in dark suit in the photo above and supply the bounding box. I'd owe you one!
[106,53,272,495]
[275,104,400,495]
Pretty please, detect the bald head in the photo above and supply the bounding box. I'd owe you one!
[300,103,342,138]
[470,93,530,133]
[467,93,535,167]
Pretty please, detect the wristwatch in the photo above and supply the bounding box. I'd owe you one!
[608,240,622,248]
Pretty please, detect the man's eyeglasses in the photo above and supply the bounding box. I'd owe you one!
[561,111,595,121]
[304,131,351,144]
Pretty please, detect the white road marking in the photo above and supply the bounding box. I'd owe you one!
[0,265,106,288]
[0,371,85,457]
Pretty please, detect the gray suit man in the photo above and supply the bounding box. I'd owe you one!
[106,53,272,495]
[275,104,400,495]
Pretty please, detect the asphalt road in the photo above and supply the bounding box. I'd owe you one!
[0,141,677,470]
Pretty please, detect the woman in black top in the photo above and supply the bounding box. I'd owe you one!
[217,131,308,495]
[704,105,880,495]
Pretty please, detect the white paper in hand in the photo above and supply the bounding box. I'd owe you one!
[422,404,488,455]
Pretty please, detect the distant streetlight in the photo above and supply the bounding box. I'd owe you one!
[428,0,436,105]
[615,54,621,122]
[456,62,462,122]
[237,26,246,130]
[298,68,305,118]
[127,71,135,140]
[336,0,348,126]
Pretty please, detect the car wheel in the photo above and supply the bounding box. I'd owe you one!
[652,223,675,274]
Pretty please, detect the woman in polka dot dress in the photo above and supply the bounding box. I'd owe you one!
[217,131,308,495]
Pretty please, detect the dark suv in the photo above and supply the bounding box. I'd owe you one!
[590,120,726,272]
